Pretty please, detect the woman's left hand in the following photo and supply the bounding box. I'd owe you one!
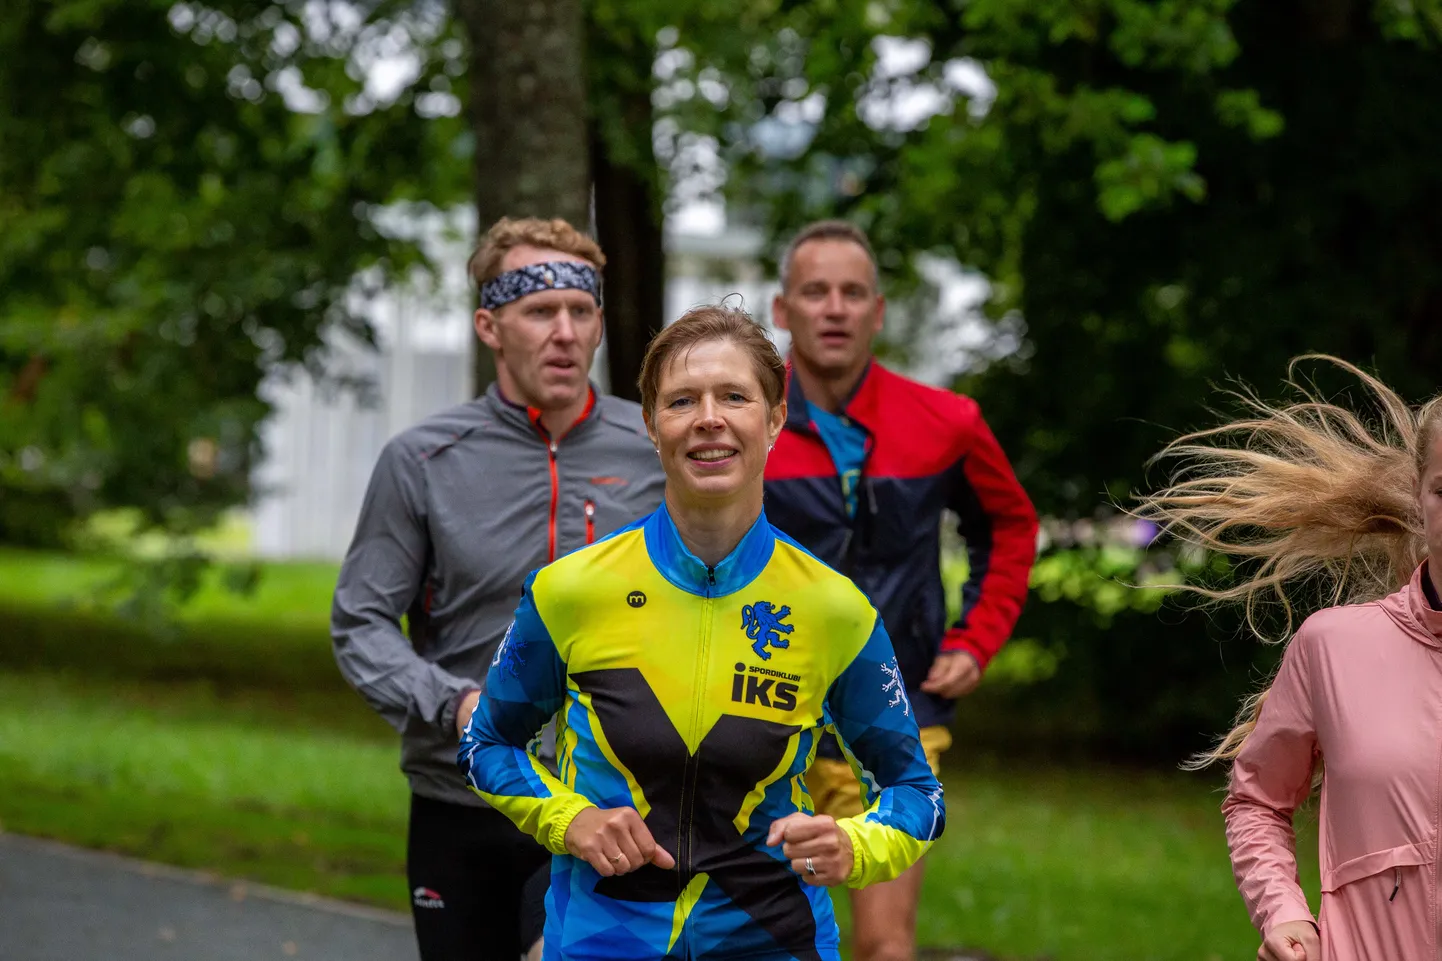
[766,813,854,886]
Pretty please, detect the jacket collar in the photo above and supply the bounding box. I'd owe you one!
[784,358,877,434]
[643,501,774,597]
[1380,562,1442,649]
[486,382,599,442]
[1407,561,1442,643]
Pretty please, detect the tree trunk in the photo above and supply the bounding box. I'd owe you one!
[456,0,591,395]
[591,124,665,403]
[587,17,665,403]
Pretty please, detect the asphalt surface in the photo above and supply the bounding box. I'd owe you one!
[0,834,1007,961]
[0,833,418,961]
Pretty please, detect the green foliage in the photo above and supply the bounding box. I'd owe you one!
[666,0,1442,518]
[0,0,468,546]
[939,520,1274,760]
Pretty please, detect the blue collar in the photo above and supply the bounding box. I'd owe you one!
[643,501,775,597]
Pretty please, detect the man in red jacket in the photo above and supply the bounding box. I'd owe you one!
[765,220,1038,961]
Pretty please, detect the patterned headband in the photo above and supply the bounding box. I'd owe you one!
[479,261,602,311]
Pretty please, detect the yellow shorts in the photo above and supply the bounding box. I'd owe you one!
[805,725,952,820]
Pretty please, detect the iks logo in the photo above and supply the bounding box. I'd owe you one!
[730,661,799,712]
[741,600,793,660]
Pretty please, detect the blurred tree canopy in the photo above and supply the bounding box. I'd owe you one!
[0,0,676,548]
[670,0,1442,515]
[7,0,1441,755]
[0,0,468,546]
[6,0,1442,552]
[648,0,1442,757]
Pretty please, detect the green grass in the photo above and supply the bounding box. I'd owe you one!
[0,547,1323,958]
[0,670,407,907]
[0,546,344,690]
[905,762,1319,961]
[0,545,339,628]
[0,666,1321,960]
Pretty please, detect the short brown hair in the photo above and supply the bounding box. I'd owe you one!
[638,305,786,418]
[467,217,607,289]
[779,219,878,291]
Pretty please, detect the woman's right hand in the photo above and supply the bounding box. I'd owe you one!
[1259,921,1320,961]
[564,806,677,877]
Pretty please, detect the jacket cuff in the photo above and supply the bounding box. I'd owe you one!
[1260,904,1318,938]
[837,818,868,887]
[440,685,482,738]
[546,796,599,856]
[940,629,992,669]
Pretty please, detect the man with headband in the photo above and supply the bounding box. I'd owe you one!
[332,217,665,961]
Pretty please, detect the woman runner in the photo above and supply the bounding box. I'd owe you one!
[459,305,944,961]
[1139,356,1442,961]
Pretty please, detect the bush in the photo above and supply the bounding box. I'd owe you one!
[954,524,1283,764]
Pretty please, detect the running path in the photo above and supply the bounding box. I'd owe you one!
[0,833,418,961]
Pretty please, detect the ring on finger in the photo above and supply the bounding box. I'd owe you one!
[804,857,816,876]
[609,853,624,864]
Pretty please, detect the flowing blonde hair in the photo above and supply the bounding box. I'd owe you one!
[1135,355,1442,768]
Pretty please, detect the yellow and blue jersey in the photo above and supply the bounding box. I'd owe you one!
[458,503,945,961]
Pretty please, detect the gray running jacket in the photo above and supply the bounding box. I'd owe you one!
[331,384,666,806]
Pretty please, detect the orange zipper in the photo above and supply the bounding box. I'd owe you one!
[544,439,559,561]
[584,498,596,545]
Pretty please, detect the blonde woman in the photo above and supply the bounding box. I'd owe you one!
[1139,357,1442,961]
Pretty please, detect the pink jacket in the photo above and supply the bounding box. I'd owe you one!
[1224,563,1442,960]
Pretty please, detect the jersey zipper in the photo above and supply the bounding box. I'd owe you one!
[584,498,595,545]
[676,565,717,945]
[528,416,564,562]
[529,392,596,563]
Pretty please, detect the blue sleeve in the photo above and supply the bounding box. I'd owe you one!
[824,616,946,886]
[456,572,593,853]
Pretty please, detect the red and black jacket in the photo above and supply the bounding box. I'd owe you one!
[763,361,1039,730]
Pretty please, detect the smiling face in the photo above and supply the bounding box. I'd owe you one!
[772,237,884,382]
[473,244,603,412]
[645,338,786,510]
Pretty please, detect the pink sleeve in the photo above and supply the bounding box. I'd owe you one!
[1221,628,1320,936]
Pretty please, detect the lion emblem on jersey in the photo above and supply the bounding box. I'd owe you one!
[741,601,794,660]
[491,623,527,679]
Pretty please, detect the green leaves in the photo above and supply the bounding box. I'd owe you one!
[0,0,467,546]
[661,0,1442,527]
[1373,0,1442,44]
[1213,88,1284,141]
[1094,134,1204,222]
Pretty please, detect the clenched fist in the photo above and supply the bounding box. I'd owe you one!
[564,806,676,877]
[1259,920,1320,961]
[766,812,854,887]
